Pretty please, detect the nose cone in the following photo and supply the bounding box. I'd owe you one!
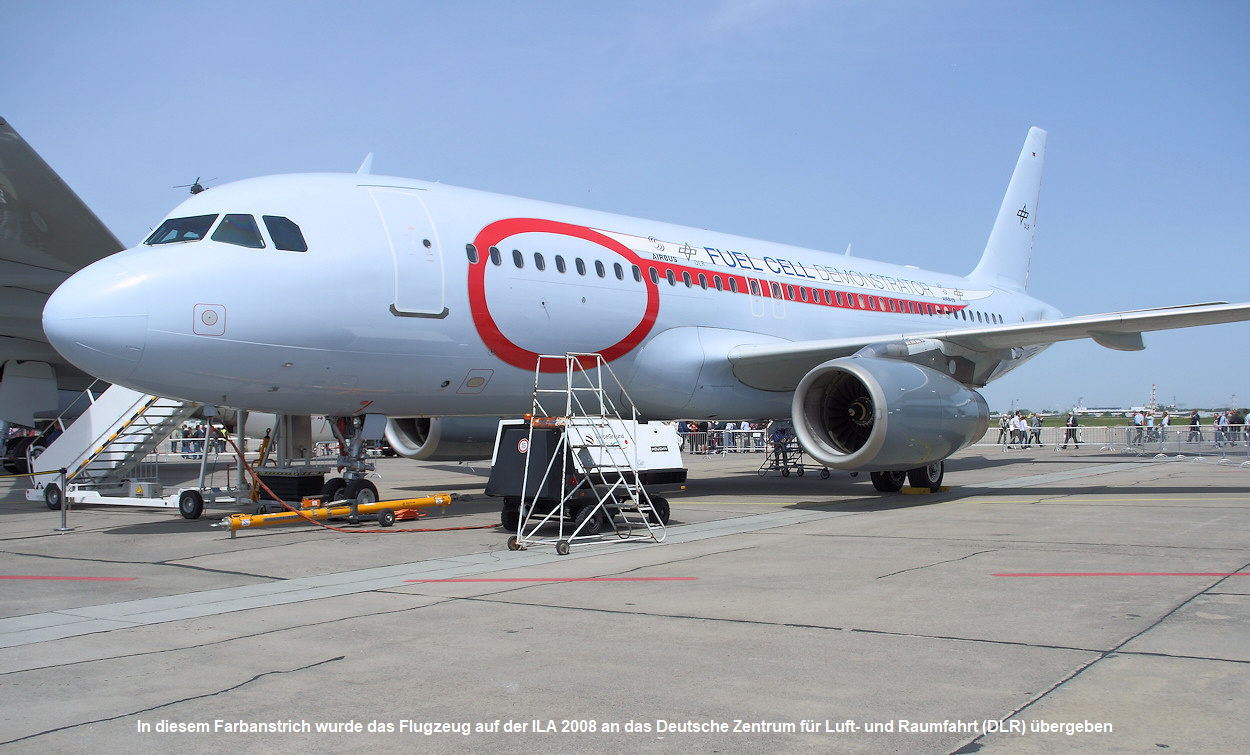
[43,256,149,383]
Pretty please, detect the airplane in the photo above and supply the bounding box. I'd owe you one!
[4,117,1250,507]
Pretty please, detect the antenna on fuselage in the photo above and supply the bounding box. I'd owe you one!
[357,153,374,175]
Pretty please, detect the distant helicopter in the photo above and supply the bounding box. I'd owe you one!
[173,176,216,195]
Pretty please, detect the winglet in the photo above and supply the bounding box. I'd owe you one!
[357,153,374,175]
[968,127,1047,292]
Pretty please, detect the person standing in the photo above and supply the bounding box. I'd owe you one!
[1062,412,1079,449]
[1188,410,1203,443]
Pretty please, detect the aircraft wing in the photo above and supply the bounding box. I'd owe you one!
[728,301,1250,391]
[0,116,124,395]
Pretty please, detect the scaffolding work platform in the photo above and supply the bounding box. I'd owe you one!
[757,425,830,479]
[487,353,686,555]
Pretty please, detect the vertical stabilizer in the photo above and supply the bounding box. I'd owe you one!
[968,127,1047,291]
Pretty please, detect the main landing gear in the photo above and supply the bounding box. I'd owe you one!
[869,461,944,492]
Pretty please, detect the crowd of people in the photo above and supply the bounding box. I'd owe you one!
[674,420,781,454]
[995,408,1247,450]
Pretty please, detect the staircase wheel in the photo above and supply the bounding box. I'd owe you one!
[178,489,205,519]
[44,483,64,511]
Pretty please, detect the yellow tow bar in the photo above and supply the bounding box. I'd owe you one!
[212,493,455,536]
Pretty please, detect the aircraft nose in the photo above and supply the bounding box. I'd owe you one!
[42,256,149,383]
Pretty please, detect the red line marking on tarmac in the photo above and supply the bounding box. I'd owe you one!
[994,573,1250,577]
[405,577,697,583]
[0,575,137,581]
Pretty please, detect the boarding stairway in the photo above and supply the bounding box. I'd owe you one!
[27,384,198,498]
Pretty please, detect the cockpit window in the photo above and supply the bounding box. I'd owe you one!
[211,214,266,248]
[263,215,308,252]
[145,214,218,245]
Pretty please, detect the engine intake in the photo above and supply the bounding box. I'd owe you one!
[384,417,499,461]
[792,357,988,471]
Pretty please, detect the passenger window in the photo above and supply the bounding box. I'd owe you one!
[666,270,676,286]
[512,249,524,268]
[262,215,307,251]
[682,271,691,287]
[556,255,566,273]
[465,244,479,263]
[575,258,587,275]
[729,278,739,293]
[698,273,708,289]
[595,260,605,278]
[211,214,265,248]
[632,265,642,282]
[534,252,546,271]
[145,214,219,245]
[770,282,782,298]
[649,267,659,284]
[714,276,723,291]
[489,247,501,266]
[749,279,760,296]
[614,262,624,280]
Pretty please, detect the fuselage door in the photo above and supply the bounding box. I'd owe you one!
[370,188,447,318]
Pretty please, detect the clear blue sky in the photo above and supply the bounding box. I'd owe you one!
[5,0,1247,412]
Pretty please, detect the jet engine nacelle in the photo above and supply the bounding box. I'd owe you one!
[792,357,989,471]
[384,417,499,461]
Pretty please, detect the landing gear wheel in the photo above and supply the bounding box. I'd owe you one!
[44,483,63,511]
[647,496,670,525]
[820,468,830,480]
[345,478,379,505]
[870,470,907,492]
[556,540,570,556]
[907,461,944,491]
[178,489,205,519]
[320,477,347,503]
[507,536,522,551]
[574,505,604,535]
[501,509,520,533]
[376,508,396,527]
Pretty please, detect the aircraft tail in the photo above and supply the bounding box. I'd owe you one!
[968,127,1047,292]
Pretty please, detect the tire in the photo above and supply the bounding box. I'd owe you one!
[376,508,396,527]
[345,478,379,505]
[7,437,33,475]
[574,505,604,535]
[501,508,520,532]
[555,540,570,556]
[319,477,347,502]
[820,468,830,480]
[647,496,670,525]
[870,470,907,492]
[178,489,205,519]
[907,462,944,491]
[44,483,63,511]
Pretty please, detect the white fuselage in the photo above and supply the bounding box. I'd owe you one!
[42,173,1058,420]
